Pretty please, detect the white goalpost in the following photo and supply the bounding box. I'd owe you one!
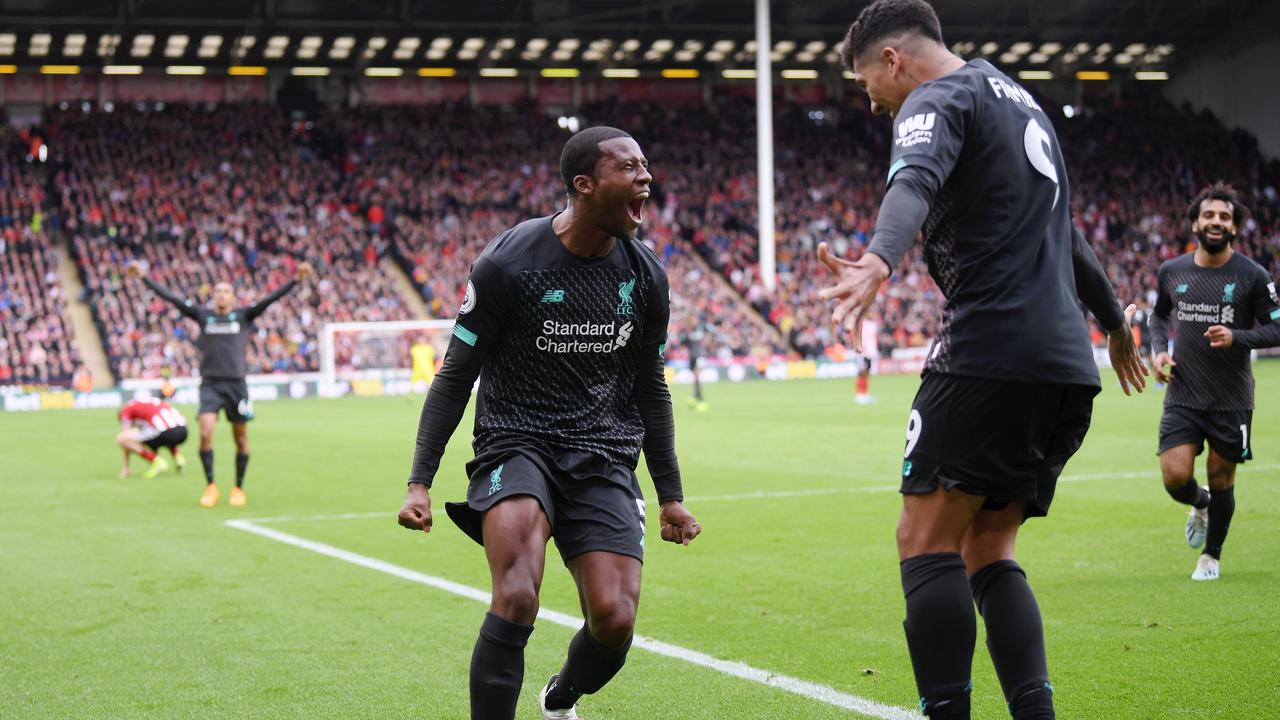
[320,319,455,386]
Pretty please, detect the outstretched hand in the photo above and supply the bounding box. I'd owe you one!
[816,242,890,350]
[1107,304,1148,396]
[659,501,701,546]
[126,261,146,280]
[397,484,433,534]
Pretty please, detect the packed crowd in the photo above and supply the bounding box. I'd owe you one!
[7,86,1279,385]
[0,147,81,386]
[49,104,415,379]
[1061,90,1280,311]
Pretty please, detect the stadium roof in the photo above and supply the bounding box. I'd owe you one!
[0,0,1268,76]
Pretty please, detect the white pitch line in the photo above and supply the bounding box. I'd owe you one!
[225,518,919,720]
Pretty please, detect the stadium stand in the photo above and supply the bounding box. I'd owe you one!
[50,104,415,379]
[3,87,1277,384]
[0,143,81,386]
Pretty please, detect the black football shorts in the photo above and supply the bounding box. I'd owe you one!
[198,379,254,422]
[1158,405,1253,464]
[900,372,1098,518]
[142,426,188,451]
[446,443,647,563]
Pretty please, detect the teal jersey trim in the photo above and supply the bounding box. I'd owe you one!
[453,323,478,347]
[886,158,907,184]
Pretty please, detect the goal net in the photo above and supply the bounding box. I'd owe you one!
[320,319,455,387]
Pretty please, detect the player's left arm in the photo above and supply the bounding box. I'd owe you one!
[1212,269,1280,349]
[635,267,700,546]
[244,262,314,321]
[1071,226,1146,394]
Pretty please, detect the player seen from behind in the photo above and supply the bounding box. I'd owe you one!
[818,1,1148,718]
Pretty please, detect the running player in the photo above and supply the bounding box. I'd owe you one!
[819,1,1148,717]
[117,394,188,480]
[396,126,700,720]
[1150,182,1280,581]
[126,261,314,507]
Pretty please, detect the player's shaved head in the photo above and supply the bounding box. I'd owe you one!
[560,126,633,196]
[841,0,944,68]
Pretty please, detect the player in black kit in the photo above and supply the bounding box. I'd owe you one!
[396,126,700,720]
[1150,182,1280,581]
[127,260,314,507]
[818,2,1148,718]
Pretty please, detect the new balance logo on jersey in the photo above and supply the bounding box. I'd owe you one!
[1268,282,1277,304]
[1222,283,1236,303]
[615,321,634,350]
[541,289,565,303]
[895,113,935,148]
[1222,306,1235,325]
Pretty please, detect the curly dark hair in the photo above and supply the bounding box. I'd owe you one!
[1186,181,1249,227]
[560,125,632,196]
[840,0,944,68]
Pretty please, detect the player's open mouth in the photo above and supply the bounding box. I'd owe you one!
[627,192,649,224]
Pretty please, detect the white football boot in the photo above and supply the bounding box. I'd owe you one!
[1191,553,1220,581]
[1185,503,1208,549]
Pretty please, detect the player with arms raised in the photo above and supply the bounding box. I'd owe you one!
[127,261,314,507]
[818,1,1147,718]
[396,126,700,720]
[1150,182,1280,581]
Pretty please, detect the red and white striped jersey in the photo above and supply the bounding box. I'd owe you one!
[120,399,187,432]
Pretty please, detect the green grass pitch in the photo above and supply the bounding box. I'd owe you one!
[4,364,1279,719]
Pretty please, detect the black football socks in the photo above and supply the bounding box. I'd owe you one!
[1167,477,1210,509]
[970,560,1055,720]
[901,552,974,718]
[1205,486,1236,559]
[199,449,214,484]
[543,625,632,711]
[470,612,533,720]
[235,452,249,489]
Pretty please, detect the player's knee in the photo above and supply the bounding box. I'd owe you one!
[586,596,637,648]
[489,583,540,625]
[1160,465,1191,490]
[1207,470,1235,491]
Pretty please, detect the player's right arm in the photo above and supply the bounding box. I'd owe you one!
[398,255,512,534]
[818,82,972,341]
[1149,263,1176,383]
[128,263,204,322]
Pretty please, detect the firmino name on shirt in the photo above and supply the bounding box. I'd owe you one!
[986,76,1043,111]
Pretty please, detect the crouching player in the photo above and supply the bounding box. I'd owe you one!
[118,394,189,479]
